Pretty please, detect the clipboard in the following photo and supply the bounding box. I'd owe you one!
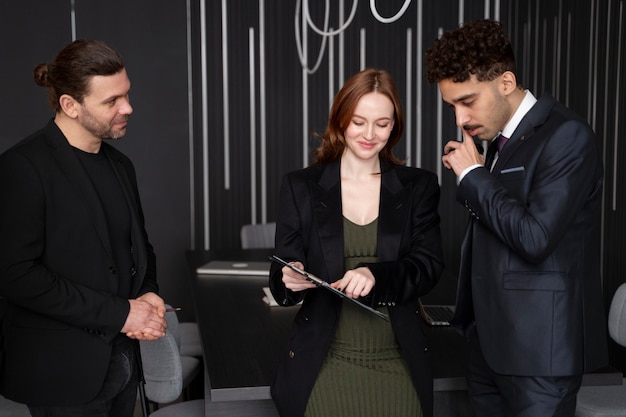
[271,255,389,321]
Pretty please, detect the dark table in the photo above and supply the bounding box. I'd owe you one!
[187,249,286,402]
[187,250,622,412]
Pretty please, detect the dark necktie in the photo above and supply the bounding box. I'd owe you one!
[496,134,509,154]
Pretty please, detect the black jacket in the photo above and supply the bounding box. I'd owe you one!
[269,159,444,417]
[452,94,608,376]
[0,119,157,405]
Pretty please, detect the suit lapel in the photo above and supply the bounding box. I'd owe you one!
[102,145,147,292]
[377,165,409,262]
[311,160,344,281]
[45,122,114,260]
[493,94,555,172]
[309,161,411,276]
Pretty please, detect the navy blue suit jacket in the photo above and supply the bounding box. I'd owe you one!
[269,159,444,417]
[0,120,157,405]
[451,94,608,376]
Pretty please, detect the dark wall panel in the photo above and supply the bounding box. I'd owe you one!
[0,0,72,151]
[195,0,626,370]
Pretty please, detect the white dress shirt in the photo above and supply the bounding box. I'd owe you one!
[459,90,538,180]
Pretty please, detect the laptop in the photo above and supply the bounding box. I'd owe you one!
[418,299,455,326]
[196,260,271,276]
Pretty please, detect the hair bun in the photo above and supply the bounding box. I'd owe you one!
[33,63,50,87]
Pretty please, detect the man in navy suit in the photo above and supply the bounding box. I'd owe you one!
[425,20,608,417]
[0,40,167,417]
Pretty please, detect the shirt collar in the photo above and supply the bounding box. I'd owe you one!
[499,90,537,140]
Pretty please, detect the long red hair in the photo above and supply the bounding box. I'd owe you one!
[313,68,405,166]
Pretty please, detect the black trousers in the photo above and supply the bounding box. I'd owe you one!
[467,326,583,417]
[28,338,139,417]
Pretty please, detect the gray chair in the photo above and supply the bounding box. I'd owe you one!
[161,307,202,392]
[575,283,626,417]
[141,307,279,417]
[139,306,201,408]
[240,222,276,249]
[0,395,30,417]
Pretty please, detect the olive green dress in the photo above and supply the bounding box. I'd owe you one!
[305,217,422,417]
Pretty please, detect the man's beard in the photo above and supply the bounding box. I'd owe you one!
[79,107,128,140]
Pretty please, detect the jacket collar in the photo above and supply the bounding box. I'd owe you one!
[510,93,555,141]
[310,158,410,280]
[494,93,556,170]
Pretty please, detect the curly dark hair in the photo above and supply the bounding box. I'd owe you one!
[425,19,517,84]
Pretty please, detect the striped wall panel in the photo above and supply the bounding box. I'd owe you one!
[193,0,625,370]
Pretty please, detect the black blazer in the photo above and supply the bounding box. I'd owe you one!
[0,120,158,405]
[269,159,444,417]
[451,94,608,376]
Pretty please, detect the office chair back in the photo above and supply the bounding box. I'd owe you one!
[0,395,30,417]
[139,320,183,404]
[240,222,276,249]
[574,282,626,417]
[139,307,201,405]
[164,307,202,389]
[608,282,626,347]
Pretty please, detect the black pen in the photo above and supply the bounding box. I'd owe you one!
[165,307,181,312]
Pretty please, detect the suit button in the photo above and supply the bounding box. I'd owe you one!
[109,266,117,274]
[289,350,295,359]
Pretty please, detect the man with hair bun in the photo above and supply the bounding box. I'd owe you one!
[0,39,166,417]
[425,19,608,417]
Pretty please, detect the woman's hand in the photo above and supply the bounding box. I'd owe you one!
[281,261,317,292]
[330,266,375,298]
